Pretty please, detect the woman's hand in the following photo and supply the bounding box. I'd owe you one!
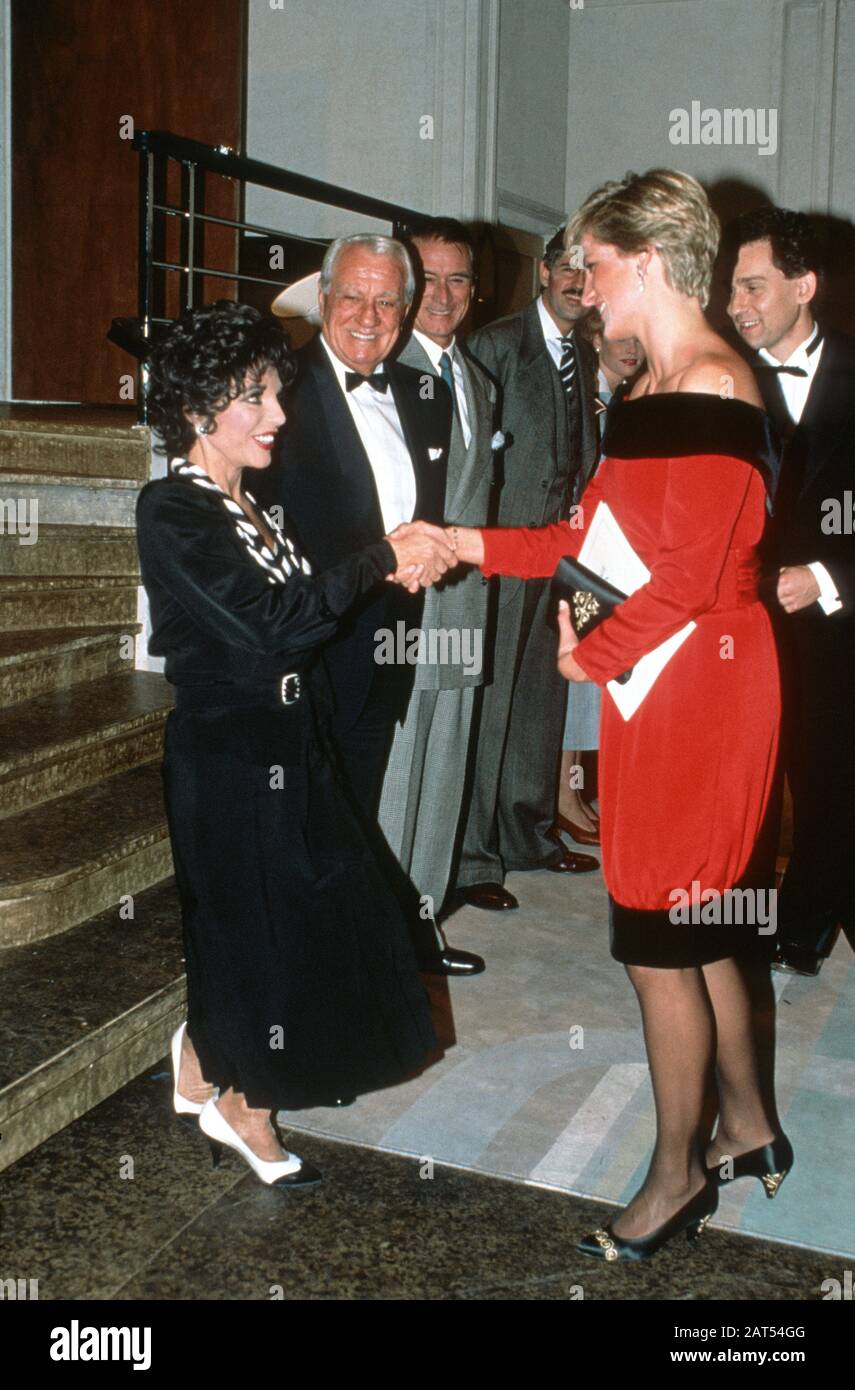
[389,563,424,594]
[445,525,485,566]
[557,600,588,682]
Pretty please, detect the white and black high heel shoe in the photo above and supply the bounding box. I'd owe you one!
[170,1021,217,1116]
[198,1098,323,1187]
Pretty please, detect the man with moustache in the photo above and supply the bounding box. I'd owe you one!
[454,228,600,912]
[728,207,855,974]
[377,219,497,960]
[258,233,471,975]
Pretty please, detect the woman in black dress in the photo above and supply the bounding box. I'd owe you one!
[137,302,454,1186]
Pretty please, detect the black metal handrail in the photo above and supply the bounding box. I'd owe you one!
[112,129,424,421]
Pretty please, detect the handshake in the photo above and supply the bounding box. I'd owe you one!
[384,520,460,593]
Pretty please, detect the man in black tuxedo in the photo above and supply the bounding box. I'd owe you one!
[258,232,483,975]
[728,207,855,974]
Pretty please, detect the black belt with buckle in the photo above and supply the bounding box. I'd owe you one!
[279,672,301,705]
[174,673,305,711]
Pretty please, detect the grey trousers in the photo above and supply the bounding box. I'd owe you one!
[378,684,477,918]
[456,574,567,885]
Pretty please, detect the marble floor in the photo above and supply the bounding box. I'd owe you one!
[3,849,851,1302]
[0,1061,847,1302]
[276,862,855,1261]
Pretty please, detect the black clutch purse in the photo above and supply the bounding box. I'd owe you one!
[550,556,632,684]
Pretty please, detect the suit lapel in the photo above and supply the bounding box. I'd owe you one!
[395,334,489,520]
[304,343,385,532]
[758,368,796,443]
[518,300,562,461]
[387,358,447,522]
[774,335,853,499]
[797,335,855,486]
[447,353,494,518]
[573,335,599,494]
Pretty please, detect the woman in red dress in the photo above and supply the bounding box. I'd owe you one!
[452,170,792,1260]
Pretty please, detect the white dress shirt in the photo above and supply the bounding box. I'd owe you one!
[321,336,417,533]
[537,294,568,370]
[759,323,841,614]
[412,329,472,449]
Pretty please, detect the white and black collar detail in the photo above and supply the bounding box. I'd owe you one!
[168,458,312,585]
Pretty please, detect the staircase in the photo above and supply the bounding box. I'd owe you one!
[0,410,184,1174]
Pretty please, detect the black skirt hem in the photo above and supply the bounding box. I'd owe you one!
[609,894,777,968]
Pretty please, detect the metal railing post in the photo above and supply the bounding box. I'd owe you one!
[120,129,428,411]
[137,150,155,423]
[181,161,196,313]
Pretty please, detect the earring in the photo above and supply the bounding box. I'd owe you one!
[196,423,211,436]
[637,267,646,293]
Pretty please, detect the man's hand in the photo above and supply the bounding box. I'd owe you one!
[385,521,459,592]
[777,565,821,614]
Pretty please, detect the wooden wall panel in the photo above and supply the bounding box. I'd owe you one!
[12,0,245,404]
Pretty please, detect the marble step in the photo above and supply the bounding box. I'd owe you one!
[0,625,138,707]
[0,575,139,630]
[0,472,139,528]
[0,761,172,946]
[0,524,139,577]
[0,407,149,482]
[0,670,172,818]
[0,877,185,1175]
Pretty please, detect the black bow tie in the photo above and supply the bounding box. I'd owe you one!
[757,363,808,377]
[345,371,388,393]
[756,330,822,378]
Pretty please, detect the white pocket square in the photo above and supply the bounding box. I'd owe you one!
[491,431,506,451]
[428,446,444,460]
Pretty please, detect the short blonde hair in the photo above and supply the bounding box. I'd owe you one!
[565,169,720,307]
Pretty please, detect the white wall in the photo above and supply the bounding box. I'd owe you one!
[245,0,499,238]
[495,0,570,235]
[563,0,851,224]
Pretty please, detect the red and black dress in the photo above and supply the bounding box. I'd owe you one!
[481,394,781,967]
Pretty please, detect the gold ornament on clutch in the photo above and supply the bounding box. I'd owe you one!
[573,589,600,630]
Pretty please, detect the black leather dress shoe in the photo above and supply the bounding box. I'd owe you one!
[459,882,519,911]
[547,846,599,874]
[771,944,825,977]
[419,946,486,976]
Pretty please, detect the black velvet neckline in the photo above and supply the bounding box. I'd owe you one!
[603,392,780,497]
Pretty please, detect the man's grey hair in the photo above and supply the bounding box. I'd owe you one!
[319,233,415,307]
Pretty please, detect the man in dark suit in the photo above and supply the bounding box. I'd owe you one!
[455,228,600,911]
[728,207,855,974]
[258,232,481,975]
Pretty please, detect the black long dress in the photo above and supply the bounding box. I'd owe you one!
[136,460,437,1109]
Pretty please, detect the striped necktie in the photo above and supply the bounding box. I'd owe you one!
[559,332,577,397]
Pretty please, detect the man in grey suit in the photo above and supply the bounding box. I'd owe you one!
[455,228,600,911]
[378,219,496,973]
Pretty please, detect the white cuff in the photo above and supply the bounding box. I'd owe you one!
[807,561,843,615]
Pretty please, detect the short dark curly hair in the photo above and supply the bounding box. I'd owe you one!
[725,207,823,280]
[145,301,296,458]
